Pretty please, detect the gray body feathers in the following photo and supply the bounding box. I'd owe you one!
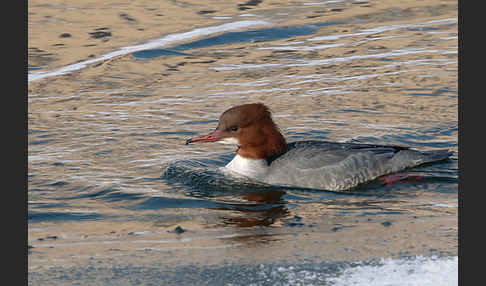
[264,141,452,191]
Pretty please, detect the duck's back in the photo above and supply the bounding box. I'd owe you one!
[264,141,452,191]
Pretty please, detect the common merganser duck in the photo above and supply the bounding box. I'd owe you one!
[185,103,452,191]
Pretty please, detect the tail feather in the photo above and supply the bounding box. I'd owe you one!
[420,150,453,164]
[388,149,452,172]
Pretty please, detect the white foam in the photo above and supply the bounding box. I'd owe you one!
[28,20,269,82]
[329,256,458,286]
[249,256,457,286]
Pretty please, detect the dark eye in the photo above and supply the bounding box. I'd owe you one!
[230,126,238,132]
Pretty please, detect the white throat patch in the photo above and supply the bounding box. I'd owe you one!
[218,137,240,145]
[224,154,268,181]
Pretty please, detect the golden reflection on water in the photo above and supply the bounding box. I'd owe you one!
[28,0,457,278]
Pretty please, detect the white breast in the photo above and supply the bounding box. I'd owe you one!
[223,154,269,181]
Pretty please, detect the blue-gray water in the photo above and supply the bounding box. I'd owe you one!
[28,0,457,284]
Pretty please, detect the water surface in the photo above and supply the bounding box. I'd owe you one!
[28,0,457,284]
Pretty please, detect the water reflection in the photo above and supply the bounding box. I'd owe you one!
[216,190,288,228]
[162,159,290,227]
[132,21,344,59]
[28,0,457,276]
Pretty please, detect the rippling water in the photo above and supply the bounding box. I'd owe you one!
[28,0,457,284]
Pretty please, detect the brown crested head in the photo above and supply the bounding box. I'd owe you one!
[215,103,287,160]
[186,103,288,161]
